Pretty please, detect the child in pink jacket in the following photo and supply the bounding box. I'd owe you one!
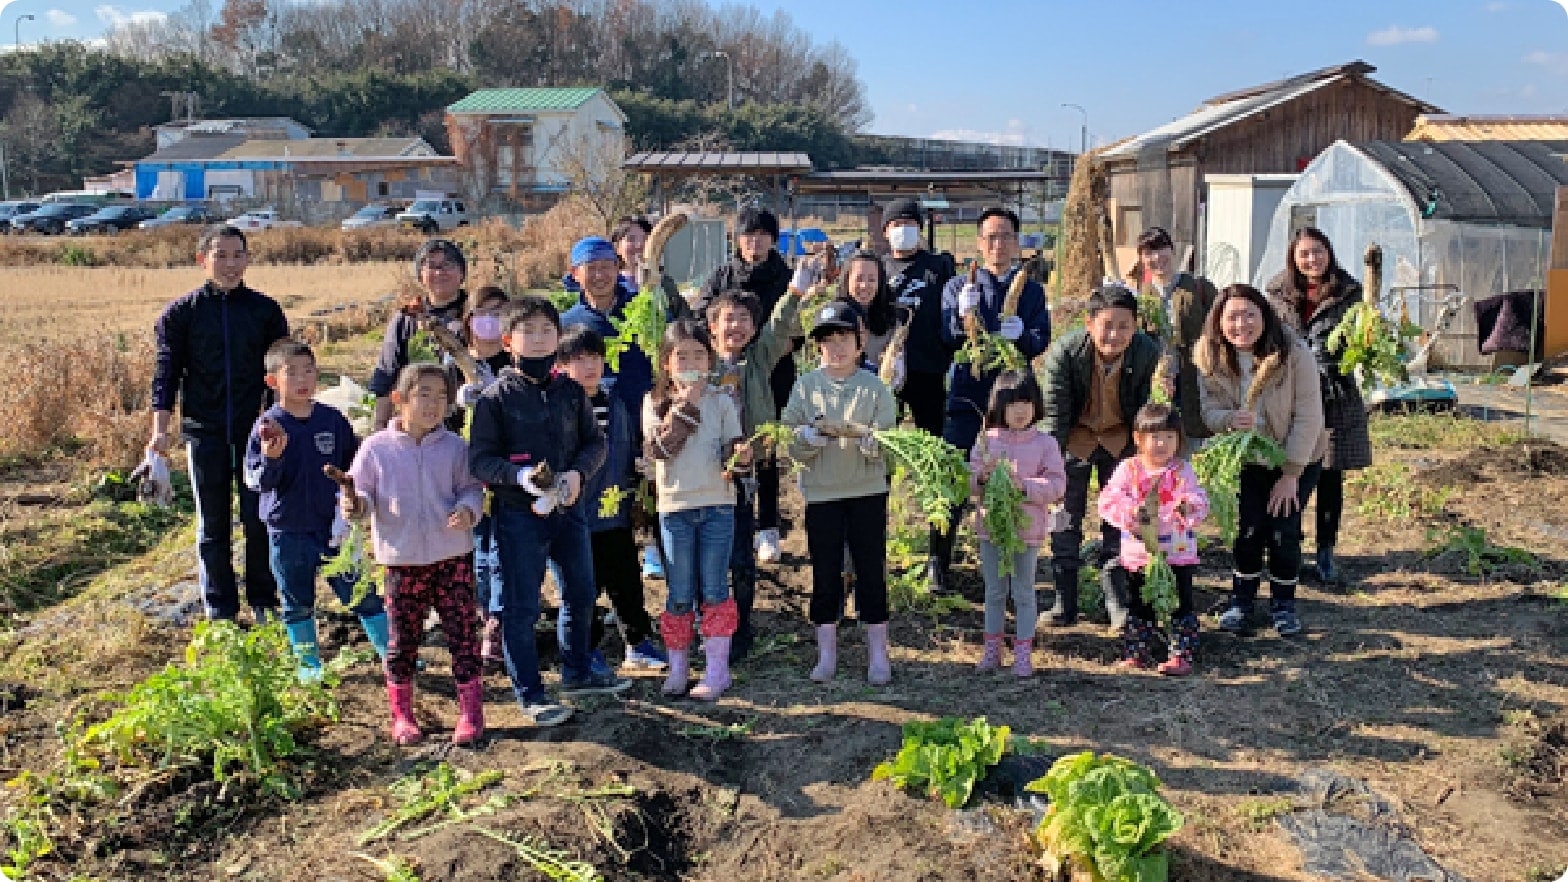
[1098,402,1209,676]
[970,371,1066,678]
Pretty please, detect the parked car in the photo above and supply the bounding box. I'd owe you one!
[0,201,42,233]
[341,202,403,231]
[67,205,158,235]
[228,209,303,231]
[140,205,216,229]
[396,197,469,234]
[10,203,98,235]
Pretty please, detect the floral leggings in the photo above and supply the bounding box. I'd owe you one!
[384,554,481,685]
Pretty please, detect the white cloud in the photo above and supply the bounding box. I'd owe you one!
[1524,49,1568,74]
[1484,1,1507,11]
[1366,25,1440,46]
[45,9,78,26]
[95,5,168,27]
[930,118,1036,147]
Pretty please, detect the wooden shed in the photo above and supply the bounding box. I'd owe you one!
[1099,61,1439,272]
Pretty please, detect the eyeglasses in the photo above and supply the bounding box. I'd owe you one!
[978,234,1017,244]
[423,262,458,272]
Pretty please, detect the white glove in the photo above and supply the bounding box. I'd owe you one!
[999,316,1025,341]
[328,499,352,548]
[517,465,552,497]
[957,284,981,314]
[888,354,907,392]
[456,382,484,408]
[131,450,174,508]
[531,489,561,517]
[857,433,880,458]
[790,260,821,293]
[797,425,829,447]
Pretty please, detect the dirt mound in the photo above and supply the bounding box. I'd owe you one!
[1417,441,1568,487]
[1506,713,1568,801]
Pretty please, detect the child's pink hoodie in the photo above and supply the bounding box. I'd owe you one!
[1098,456,1209,571]
[968,427,1067,546]
[348,419,485,567]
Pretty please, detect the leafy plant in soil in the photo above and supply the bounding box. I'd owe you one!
[359,763,507,844]
[872,716,1012,809]
[1423,524,1538,577]
[473,826,603,882]
[1025,751,1183,882]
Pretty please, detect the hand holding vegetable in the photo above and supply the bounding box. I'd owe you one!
[447,506,477,530]
[957,283,981,314]
[560,470,583,507]
[797,425,829,447]
[258,418,287,459]
[998,316,1024,341]
[789,260,821,294]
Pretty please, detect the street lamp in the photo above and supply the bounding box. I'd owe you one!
[1062,103,1087,155]
[703,50,734,111]
[15,13,35,53]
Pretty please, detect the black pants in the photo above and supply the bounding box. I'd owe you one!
[589,526,654,646]
[1315,467,1343,550]
[897,369,947,436]
[1049,446,1126,579]
[1234,462,1322,600]
[188,434,277,618]
[729,482,757,641]
[805,494,888,626]
[1125,564,1195,621]
[756,356,797,532]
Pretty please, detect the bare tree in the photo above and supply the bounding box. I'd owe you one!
[554,133,648,233]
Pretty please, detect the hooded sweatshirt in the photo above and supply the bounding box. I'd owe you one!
[348,419,485,567]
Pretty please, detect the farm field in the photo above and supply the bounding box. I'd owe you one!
[0,271,1564,882]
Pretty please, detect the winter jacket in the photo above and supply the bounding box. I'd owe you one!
[560,278,654,432]
[642,389,743,513]
[583,390,635,532]
[1195,340,1328,476]
[694,249,794,327]
[243,403,358,537]
[348,420,485,567]
[968,427,1067,545]
[782,368,897,504]
[366,291,469,397]
[152,282,289,442]
[940,265,1052,425]
[712,289,804,434]
[885,249,956,375]
[1139,271,1219,440]
[1265,268,1372,471]
[467,368,607,512]
[1098,457,1209,571]
[1040,329,1163,451]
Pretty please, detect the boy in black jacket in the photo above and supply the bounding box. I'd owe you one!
[468,297,619,728]
[150,224,289,621]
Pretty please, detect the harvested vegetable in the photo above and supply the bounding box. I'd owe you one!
[1325,300,1414,392]
[871,716,1011,809]
[1138,480,1178,625]
[981,460,1028,577]
[954,266,1029,378]
[1137,292,1171,340]
[605,287,666,374]
[875,428,970,533]
[1026,751,1184,882]
[596,485,629,520]
[1191,352,1288,543]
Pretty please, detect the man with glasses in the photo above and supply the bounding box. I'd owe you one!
[928,207,1052,593]
[368,239,470,430]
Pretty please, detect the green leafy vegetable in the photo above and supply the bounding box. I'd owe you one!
[360,762,506,844]
[953,329,1026,377]
[875,429,970,534]
[871,717,1011,809]
[1191,431,1286,544]
[981,460,1028,577]
[1025,751,1183,882]
[605,288,666,375]
[1325,301,1417,392]
[596,485,629,520]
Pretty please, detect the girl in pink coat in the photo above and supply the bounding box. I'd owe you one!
[1098,402,1209,675]
[970,371,1066,678]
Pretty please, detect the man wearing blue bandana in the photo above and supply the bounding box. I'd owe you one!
[562,236,654,435]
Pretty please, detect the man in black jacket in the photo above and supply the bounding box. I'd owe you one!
[880,198,954,436]
[150,224,290,621]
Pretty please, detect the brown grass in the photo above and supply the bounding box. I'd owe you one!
[1059,147,1111,307]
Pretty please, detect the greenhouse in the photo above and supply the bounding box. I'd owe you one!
[1254,139,1568,369]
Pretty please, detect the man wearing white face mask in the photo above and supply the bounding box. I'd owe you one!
[880,198,954,436]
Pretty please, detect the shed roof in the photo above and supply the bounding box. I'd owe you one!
[137,133,250,163]
[447,87,604,113]
[624,152,813,173]
[1408,114,1568,142]
[1102,60,1439,161]
[1356,139,1568,227]
[220,138,436,159]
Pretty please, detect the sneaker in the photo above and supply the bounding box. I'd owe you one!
[624,638,669,670]
[1217,605,1250,633]
[520,699,574,727]
[559,669,633,696]
[755,528,782,564]
[641,545,665,579]
[1271,608,1303,637]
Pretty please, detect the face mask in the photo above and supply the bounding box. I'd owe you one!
[887,225,921,252]
[470,315,502,341]
[673,370,707,385]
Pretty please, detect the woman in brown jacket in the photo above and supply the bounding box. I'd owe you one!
[1196,284,1327,637]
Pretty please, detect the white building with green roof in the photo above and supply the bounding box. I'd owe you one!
[444,87,626,208]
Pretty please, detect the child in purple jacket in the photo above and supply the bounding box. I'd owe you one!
[345,363,486,746]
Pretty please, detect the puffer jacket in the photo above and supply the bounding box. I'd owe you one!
[152,282,289,442]
[968,427,1067,545]
[693,249,793,323]
[467,367,607,511]
[1098,457,1209,571]
[1039,329,1162,449]
[1195,339,1328,476]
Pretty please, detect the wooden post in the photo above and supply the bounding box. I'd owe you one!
[1543,186,1568,358]
[1363,243,1382,306]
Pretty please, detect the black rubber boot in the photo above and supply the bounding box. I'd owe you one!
[925,524,956,595]
[1102,564,1130,630]
[1043,566,1079,627]
[729,566,756,663]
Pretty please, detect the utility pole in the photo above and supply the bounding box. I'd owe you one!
[1,140,9,200]
[1062,103,1088,156]
[14,13,35,53]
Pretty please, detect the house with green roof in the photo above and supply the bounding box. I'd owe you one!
[444,87,627,209]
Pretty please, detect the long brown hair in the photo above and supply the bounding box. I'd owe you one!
[1282,226,1353,304]
[1196,284,1290,377]
[650,318,715,408]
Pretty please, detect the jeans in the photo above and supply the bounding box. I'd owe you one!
[493,501,596,704]
[1234,462,1322,606]
[269,531,384,625]
[804,494,889,626]
[978,539,1040,639]
[659,505,735,614]
[549,526,655,649]
[1049,446,1127,580]
[188,435,276,618]
[474,512,502,615]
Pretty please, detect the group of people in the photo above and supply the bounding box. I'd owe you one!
[149,204,1371,745]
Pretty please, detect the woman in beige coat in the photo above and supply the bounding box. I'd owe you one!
[1195,284,1327,637]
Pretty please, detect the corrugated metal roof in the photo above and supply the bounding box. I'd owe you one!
[1356,139,1568,226]
[137,134,250,163]
[1408,115,1568,142]
[447,87,602,113]
[623,152,814,172]
[1103,60,1440,161]
[220,138,436,159]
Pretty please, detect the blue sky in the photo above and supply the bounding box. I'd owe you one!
[3,0,1566,147]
